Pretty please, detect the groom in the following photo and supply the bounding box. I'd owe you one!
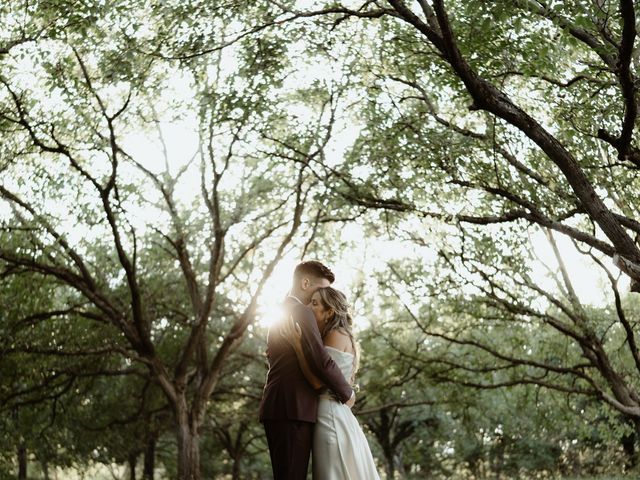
[259,260,354,479]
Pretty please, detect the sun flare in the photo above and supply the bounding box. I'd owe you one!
[256,256,298,329]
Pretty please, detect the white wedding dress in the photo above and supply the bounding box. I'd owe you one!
[313,346,381,479]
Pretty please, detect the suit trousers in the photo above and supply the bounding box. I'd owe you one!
[263,419,314,480]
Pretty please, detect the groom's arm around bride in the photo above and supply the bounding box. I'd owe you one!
[291,300,353,401]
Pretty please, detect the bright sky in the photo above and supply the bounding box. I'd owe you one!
[528,228,625,307]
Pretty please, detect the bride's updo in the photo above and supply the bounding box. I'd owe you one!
[316,287,359,383]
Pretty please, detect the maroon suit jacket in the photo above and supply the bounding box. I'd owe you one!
[259,296,353,423]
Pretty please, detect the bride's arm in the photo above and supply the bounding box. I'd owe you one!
[281,318,325,390]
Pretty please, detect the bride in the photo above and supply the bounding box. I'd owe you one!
[281,286,380,479]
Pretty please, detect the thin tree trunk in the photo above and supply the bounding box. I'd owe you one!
[622,421,639,471]
[383,447,395,480]
[17,444,27,480]
[622,432,636,470]
[231,455,241,480]
[227,424,248,480]
[41,459,50,480]
[128,452,138,480]
[493,436,505,480]
[143,435,156,480]
[394,450,406,479]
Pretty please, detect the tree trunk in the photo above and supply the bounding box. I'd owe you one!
[41,459,50,480]
[492,436,505,480]
[228,425,247,480]
[394,450,406,479]
[177,424,201,480]
[128,451,138,480]
[176,401,202,480]
[622,422,639,472]
[17,444,27,480]
[231,455,241,480]
[383,447,395,480]
[143,435,156,480]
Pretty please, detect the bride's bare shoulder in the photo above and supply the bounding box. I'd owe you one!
[324,329,353,353]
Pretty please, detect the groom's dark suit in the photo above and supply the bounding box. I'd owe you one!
[259,296,353,480]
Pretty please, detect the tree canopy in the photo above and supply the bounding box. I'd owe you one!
[1,1,640,479]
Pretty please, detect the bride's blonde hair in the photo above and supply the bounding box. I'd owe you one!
[316,287,359,384]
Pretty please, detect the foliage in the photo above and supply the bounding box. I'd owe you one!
[2,0,640,478]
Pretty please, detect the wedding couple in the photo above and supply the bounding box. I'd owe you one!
[259,261,380,479]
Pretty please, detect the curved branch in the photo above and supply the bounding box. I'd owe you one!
[385,0,640,280]
[615,0,638,158]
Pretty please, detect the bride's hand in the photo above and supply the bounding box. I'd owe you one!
[346,393,356,408]
[280,316,302,348]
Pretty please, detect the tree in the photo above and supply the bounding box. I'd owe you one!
[303,0,640,285]
[0,264,172,478]
[4,0,640,477]
[355,253,637,477]
[0,1,344,477]
[258,0,640,452]
[202,335,272,480]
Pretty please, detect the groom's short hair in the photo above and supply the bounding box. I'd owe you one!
[294,260,335,283]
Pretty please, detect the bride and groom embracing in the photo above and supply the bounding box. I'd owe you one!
[259,261,380,479]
